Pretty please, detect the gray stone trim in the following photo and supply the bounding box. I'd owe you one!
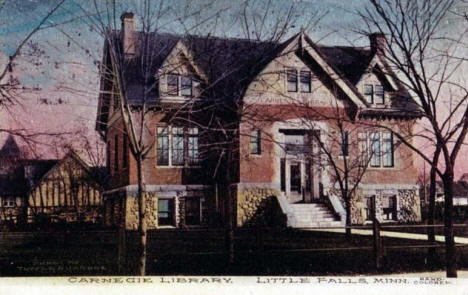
[229,182,280,190]
[104,184,212,196]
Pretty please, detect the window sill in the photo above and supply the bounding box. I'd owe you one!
[156,165,201,169]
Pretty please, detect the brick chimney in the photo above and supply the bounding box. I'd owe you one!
[369,33,387,55]
[121,12,136,56]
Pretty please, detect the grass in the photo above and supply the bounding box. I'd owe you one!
[0,228,466,276]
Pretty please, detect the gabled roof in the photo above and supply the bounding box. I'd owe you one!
[97,30,420,130]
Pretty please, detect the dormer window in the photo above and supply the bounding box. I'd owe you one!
[364,84,385,105]
[300,71,311,93]
[286,69,298,92]
[166,74,194,97]
[287,68,312,93]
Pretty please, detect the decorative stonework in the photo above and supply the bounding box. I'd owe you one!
[397,189,421,222]
[235,187,286,227]
[124,193,158,230]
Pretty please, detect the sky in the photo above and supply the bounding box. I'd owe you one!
[0,0,467,176]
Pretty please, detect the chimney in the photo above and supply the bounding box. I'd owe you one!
[121,12,136,56]
[369,33,387,55]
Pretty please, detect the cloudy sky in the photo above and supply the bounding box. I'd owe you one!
[0,0,467,175]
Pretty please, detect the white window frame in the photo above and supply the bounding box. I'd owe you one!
[2,196,16,208]
[166,74,194,97]
[363,84,385,105]
[156,125,200,168]
[359,131,394,168]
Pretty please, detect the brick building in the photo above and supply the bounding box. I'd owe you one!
[97,13,422,230]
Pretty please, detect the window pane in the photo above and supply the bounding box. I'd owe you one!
[382,132,394,167]
[250,129,261,154]
[375,85,384,104]
[167,74,178,95]
[180,76,192,96]
[185,198,201,225]
[364,84,373,104]
[286,69,298,92]
[172,127,184,166]
[341,131,349,156]
[370,132,380,167]
[158,199,174,226]
[358,132,368,166]
[300,71,311,93]
[157,127,169,166]
[188,130,199,165]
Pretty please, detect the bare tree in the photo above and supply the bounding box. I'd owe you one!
[357,0,468,277]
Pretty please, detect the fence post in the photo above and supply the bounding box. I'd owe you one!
[372,196,383,271]
[226,227,235,264]
[118,226,126,275]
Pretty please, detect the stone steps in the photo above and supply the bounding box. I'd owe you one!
[288,203,340,228]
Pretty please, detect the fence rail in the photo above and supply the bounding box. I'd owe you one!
[0,223,467,275]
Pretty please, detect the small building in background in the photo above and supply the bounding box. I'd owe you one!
[0,135,105,229]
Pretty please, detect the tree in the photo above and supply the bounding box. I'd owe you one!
[357,0,468,277]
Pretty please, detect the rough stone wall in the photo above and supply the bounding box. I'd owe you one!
[124,193,158,230]
[235,187,286,227]
[397,189,421,222]
[350,188,421,224]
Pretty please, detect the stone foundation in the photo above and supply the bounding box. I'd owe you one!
[350,186,421,224]
[234,185,286,227]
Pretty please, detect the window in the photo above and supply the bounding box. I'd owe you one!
[167,74,179,95]
[286,69,298,92]
[341,131,349,156]
[157,127,169,166]
[167,74,193,97]
[370,132,381,167]
[359,131,394,168]
[185,197,201,225]
[364,84,373,104]
[358,132,368,166]
[300,70,311,93]
[181,76,193,96]
[187,128,199,165]
[375,85,384,104]
[171,127,185,166]
[382,195,397,221]
[382,132,394,167]
[250,129,261,155]
[364,84,385,104]
[157,126,200,167]
[114,135,119,172]
[123,135,128,168]
[2,197,15,208]
[158,199,174,226]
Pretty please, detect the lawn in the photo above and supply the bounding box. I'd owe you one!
[0,228,466,276]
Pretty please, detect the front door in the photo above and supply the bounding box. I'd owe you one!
[282,158,316,203]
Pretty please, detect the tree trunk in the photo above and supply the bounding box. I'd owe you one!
[345,198,352,241]
[426,163,437,268]
[136,154,147,276]
[442,173,457,278]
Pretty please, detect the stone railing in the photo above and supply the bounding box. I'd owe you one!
[324,193,346,225]
[275,192,296,227]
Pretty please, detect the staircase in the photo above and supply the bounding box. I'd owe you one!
[276,192,343,228]
[289,203,342,228]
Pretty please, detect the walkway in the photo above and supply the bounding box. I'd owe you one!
[310,228,468,244]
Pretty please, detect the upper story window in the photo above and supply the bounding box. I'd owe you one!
[300,70,311,93]
[287,68,312,93]
[157,126,200,167]
[358,131,394,168]
[2,196,15,208]
[364,84,385,105]
[286,69,298,92]
[250,129,262,155]
[341,131,349,157]
[166,74,195,97]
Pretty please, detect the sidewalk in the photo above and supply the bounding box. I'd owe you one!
[311,228,468,244]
